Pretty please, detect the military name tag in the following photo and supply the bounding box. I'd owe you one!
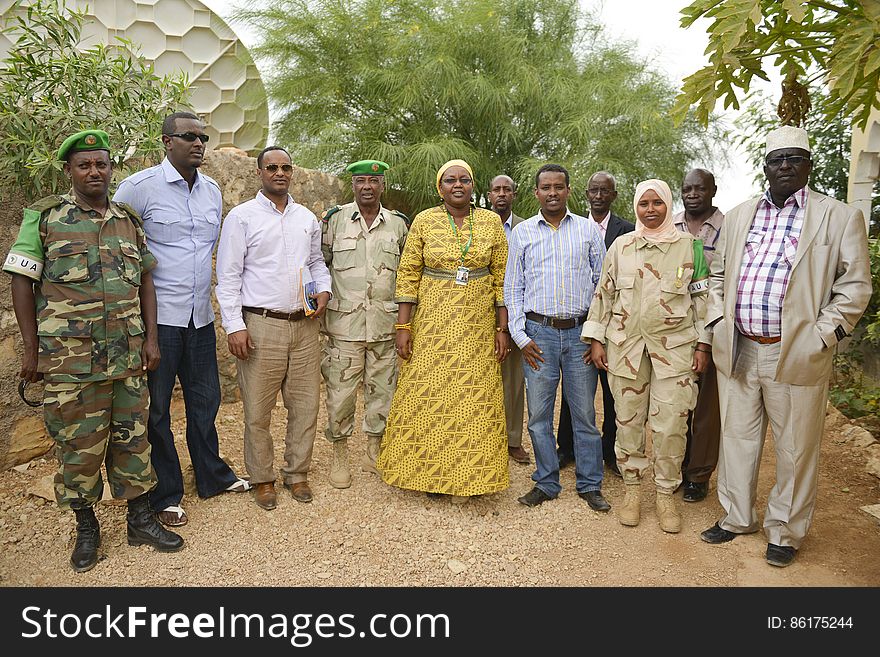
[455,266,469,286]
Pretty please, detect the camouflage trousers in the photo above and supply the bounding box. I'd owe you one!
[322,336,396,443]
[610,348,697,492]
[43,375,156,509]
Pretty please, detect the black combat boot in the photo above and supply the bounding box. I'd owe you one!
[127,494,185,552]
[70,504,100,573]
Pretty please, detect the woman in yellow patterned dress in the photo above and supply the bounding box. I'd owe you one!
[378,160,510,500]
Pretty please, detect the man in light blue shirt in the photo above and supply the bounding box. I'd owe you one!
[505,163,609,511]
[113,111,249,527]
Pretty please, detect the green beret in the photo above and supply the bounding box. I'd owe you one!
[57,130,111,161]
[346,160,389,176]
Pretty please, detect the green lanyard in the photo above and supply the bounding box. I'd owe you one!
[447,207,474,264]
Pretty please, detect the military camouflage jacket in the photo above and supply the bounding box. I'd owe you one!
[581,233,709,380]
[321,202,408,341]
[3,194,157,382]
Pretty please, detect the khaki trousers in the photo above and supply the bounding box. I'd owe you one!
[501,341,525,448]
[238,313,320,485]
[716,334,828,548]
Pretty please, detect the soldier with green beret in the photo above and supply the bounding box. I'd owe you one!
[4,129,184,573]
[320,159,409,487]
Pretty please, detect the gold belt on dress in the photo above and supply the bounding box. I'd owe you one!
[422,266,490,280]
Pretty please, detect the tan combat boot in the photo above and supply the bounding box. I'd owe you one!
[656,491,681,533]
[361,435,381,475]
[618,483,641,527]
[329,440,352,489]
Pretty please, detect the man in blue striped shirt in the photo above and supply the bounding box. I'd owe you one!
[505,164,610,511]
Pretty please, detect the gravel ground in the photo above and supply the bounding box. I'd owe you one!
[1,387,879,587]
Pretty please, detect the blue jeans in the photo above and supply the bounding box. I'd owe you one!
[522,319,602,497]
[147,319,237,511]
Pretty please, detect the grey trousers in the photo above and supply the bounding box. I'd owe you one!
[716,334,828,548]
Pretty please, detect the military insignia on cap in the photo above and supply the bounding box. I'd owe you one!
[84,134,97,145]
[372,163,379,172]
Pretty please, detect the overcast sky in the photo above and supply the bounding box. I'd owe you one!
[203,0,779,212]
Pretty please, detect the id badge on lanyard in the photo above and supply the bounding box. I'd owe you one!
[448,209,473,286]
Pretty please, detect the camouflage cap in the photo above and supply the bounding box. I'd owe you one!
[57,130,111,161]
[346,160,389,176]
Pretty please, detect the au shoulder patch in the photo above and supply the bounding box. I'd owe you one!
[688,278,709,295]
[322,205,341,223]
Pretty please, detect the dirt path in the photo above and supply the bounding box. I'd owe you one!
[1,389,878,587]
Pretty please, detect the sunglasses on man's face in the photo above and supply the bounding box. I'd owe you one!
[764,154,810,168]
[262,164,294,174]
[167,132,210,143]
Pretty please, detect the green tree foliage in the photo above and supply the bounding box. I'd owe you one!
[238,0,718,216]
[673,0,880,129]
[0,0,190,201]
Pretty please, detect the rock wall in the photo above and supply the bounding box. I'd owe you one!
[0,149,346,469]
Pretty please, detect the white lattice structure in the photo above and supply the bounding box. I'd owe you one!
[0,0,269,154]
[848,107,879,233]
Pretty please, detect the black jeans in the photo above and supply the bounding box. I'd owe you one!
[147,319,237,511]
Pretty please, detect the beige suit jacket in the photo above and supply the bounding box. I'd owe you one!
[704,189,871,386]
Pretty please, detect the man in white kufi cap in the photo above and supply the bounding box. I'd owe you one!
[694,124,871,567]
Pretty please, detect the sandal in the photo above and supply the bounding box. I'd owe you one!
[225,478,252,493]
[157,505,188,527]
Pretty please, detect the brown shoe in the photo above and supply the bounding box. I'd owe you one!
[508,445,531,464]
[254,482,276,510]
[286,481,313,503]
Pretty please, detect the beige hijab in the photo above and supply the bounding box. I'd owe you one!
[632,179,680,243]
[436,159,474,195]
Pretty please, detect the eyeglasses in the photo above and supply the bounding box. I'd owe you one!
[765,154,810,167]
[441,177,472,185]
[587,187,614,196]
[166,132,210,143]
[262,163,294,174]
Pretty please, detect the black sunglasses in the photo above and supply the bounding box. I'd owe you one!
[167,132,210,143]
[262,163,294,173]
[765,154,810,167]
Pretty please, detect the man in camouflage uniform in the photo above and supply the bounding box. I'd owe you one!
[4,130,184,573]
[320,160,409,488]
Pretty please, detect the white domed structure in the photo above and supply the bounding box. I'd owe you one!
[0,0,269,154]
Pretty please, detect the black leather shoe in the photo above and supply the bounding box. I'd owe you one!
[700,522,737,544]
[683,481,708,503]
[766,543,797,567]
[70,505,100,573]
[578,490,611,512]
[557,451,575,469]
[518,486,553,507]
[127,494,185,552]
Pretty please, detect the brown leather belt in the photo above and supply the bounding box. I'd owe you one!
[242,306,306,322]
[525,311,589,330]
[741,334,781,344]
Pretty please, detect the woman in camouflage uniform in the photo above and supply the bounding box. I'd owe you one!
[581,179,710,533]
